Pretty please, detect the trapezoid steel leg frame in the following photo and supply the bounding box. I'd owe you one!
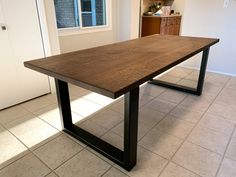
[149,48,210,96]
[55,79,139,171]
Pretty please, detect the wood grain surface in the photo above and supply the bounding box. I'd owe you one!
[24,35,219,98]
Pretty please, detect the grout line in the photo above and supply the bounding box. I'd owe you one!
[100,166,113,177]
[0,69,234,176]
[214,125,236,177]
[108,165,131,177]
[157,73,228,177]
[50,147,84,173]
[137,97,184,143]
[44,171,59,177]
[213,75,236,177]
[170,161,204,177]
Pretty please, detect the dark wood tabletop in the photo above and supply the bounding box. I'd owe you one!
[24,35,219,98]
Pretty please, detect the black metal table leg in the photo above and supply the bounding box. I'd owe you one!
[55,79,139,171]
[124,87,139,170]
[55,79,73,129]
[149,48,210,96]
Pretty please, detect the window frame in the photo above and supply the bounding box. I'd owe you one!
[57,0,112,36]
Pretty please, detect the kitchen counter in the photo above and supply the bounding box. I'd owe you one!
[142,14,181,18]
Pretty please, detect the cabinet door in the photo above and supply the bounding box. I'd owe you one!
[142,17,161,37]
[0,0,50,109]
[174,17,181,35]
[160,17,167,35]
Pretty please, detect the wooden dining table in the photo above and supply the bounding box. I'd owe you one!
[24,35,219,171]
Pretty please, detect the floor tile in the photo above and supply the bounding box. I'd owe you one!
[180,94,214,112]
[160,162,200,177]
[198,113,235,136]
[109,94,155,114]
[233,129,236,137]
[90,109,123,130]
[43,93,58,104]
[169,106,204,124]
[86,147,114,165]
[103,167,129,177]
[154,115,194,139]
[139,128,183,159]
[5,114,59,149]
[184,70,200,81]
[111,107,165,141]
[1,70,235,177]
[203,82,223,97]
[20,95,54,112]
[77,119,108,137]
[109,99,124,114]
[55,149,111,177]
[0,126,28,169]
[217,158,236,177]
[34,134,83,170]
[225,77,236,89]
[71,98,103,117]
[146,98,177,114]
[34,104,84,130]
[83,92,115,106]
[225,137,236,161]
[118,147,168,177]
[177,79,197,88]
[173,142,222,177]
[102,131,123,150]
[207,103,236,122]
[62,132,87,148]
[214,87,236,106]
[138,106,165,128]
[45,172,58,177]
[140,83,166,97]
[0,153,50,177]
[157,75,182,83]
[139,94,155,107]
[68,84,91,98]
[158,89,187,104]
[166,67,193,78]
[0,105,29,125]
[112,120,152,141]
[188,126,230,155]
[206,73,230,86]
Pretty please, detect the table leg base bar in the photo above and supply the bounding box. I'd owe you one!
[148,79,201,95]
[63,125,135,171]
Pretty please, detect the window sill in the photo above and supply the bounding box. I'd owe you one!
[58,25,112,37]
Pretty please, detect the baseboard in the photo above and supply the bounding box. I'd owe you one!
[180,65,236,77]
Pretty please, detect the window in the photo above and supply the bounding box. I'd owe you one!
[54,0,107,29]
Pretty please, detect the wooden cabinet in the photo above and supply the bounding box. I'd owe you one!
[141,15,181,37]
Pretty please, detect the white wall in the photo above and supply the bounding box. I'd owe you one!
[171,0,186,15]
[178,0,236,75]
[117,0,140,41]
[44,0,141,53]
[58,0,118,53]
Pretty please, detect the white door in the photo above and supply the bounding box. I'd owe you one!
[0,0,50,110]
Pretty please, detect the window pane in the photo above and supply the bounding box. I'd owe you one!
[81,0,106,27]
[81,0,92,11]
[54,0,79,29]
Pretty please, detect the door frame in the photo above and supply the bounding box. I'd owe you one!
[36,0,61,92]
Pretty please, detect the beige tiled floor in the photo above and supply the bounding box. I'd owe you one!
[0,66,236,177]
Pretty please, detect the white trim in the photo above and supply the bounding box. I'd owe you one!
[37,0,62,93]
[58,25,111,36]
[181,65,236,77]
[57,0,112,36]
[36,0,52,56]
